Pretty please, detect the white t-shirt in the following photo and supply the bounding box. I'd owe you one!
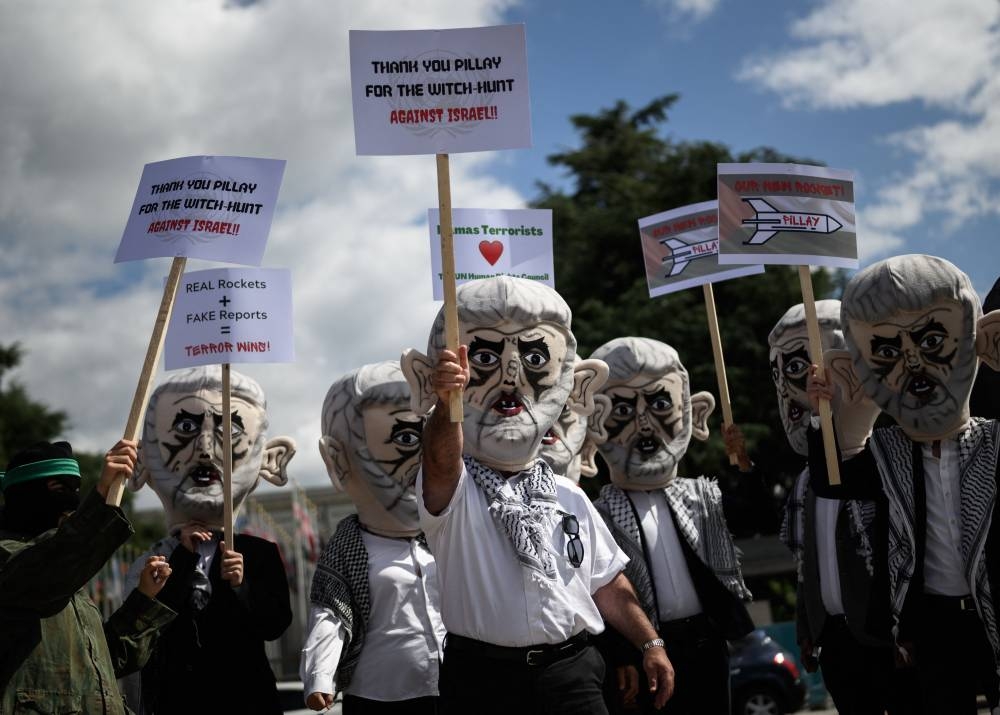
[418,460,629,647]
[922,439,970,596]
[299,530,445,702]
[627,489,703,622]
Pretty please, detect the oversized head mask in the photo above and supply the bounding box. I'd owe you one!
[539,355,610,483]
[586,337,714,490]
[319,361,424,537]
[831,254,1000,441]
[769,300,879,456]
[402,276,607,473]
[132,365,296,532]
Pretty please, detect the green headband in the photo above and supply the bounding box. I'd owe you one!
[0,458,81,492]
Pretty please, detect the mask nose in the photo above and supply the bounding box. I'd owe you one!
[502,344,522,388]
[196,419,215,457]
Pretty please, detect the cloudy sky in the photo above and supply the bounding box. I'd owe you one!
[2,0,997,511]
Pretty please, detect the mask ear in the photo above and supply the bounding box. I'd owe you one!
[826,349,865,404]
[129,444,151,491]
[976,309,1000,371]
[567,359,609,416]
[690,391,715,441]
[259,437,295,486]
[401,349,437,417]
[579,440,601,478]
[586,394,612,445]
[318,435,349,492]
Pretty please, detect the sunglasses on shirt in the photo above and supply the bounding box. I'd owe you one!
[560,512,584,569]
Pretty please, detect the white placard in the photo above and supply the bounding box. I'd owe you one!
[115,155,286,266]
[350,25,531,155]
[427,208,553,300]
[638,201,764,298]
[717,163,858,269]
[164,267,294,370]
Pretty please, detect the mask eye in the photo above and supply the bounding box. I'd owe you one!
[522,351,548,368]
[784,357,810,379]
[611,402,635,419]
[392,429,421,448]
[469,350,500,368]
[873,345,900,360]
[919,334,945,351]
[173,417,200,435]
[649,395,673,412]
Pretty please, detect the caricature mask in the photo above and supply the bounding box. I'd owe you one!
[769,300,879,456]
[132,365,296,532]
[832,254,1000,441]
[319,361,423,537]
[539,356,609,483]
[402,276,607,473]
[587,337,714,490]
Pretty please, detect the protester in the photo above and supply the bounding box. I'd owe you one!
[401,276,674,715]
[540,355,610,485]
[585,336,766,715]
[771,301,902,714]
[0,439,175,714]
[124,365,295,714]
[301,360,444,714]
[806,254,1000,714]
[971,275,1000,419]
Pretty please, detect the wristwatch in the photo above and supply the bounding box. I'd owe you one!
[642,638,665,652]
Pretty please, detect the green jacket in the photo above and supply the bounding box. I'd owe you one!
[0,490,176,714]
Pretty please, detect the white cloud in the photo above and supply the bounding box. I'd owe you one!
[0,0,522,510]
[643,0,721,24]
[736,0,1000,259]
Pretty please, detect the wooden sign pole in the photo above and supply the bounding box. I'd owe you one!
[222,363,234,546]
[107,256,187,506]
[798,266,841,485]
[702,283,739,467]
[436,153,464,423]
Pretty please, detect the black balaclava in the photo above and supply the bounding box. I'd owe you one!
[1,441,82,538]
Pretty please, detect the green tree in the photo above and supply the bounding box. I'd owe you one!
[531,96,839,522]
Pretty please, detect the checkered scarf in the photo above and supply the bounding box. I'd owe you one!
[310,515,369,691]
[465,456,561,582]
[870,418,1000,689]
[596,480,752,601]
[779,468,877,582]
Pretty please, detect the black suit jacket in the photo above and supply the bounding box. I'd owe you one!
[141,533,293,714]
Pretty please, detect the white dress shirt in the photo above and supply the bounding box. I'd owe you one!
[418,461,629,647]
[815,496,845,615]
[299,530,445,702]
[626,489,703,622]
[921,439,970,596]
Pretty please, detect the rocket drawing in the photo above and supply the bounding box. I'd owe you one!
[741,198,843,245]
[660,237,717,277]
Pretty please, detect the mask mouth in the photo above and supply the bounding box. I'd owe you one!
[188,463,222,486]
[635,436,660,456]
[788,402,806,422]
[906,373,937,400]
[492,392,525,418]
[541,427,559,446]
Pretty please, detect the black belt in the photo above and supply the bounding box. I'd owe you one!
[923,593,977,612]
[445,631,589,667]
[658,613,712,639]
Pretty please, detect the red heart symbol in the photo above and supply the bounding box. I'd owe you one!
[478,240,504,266]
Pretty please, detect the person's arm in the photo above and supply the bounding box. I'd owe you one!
[0,440,137,615]
[593,572,675,710]
[300,605,347,712]
[421,346,469,515]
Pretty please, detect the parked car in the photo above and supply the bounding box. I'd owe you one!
[729,629,807,715]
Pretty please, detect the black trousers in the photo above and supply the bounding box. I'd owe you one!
[817,615,895,715]
[343,695,440,715]
[657,615,729,715]
[911,595,999,715]
[439,639,608,715]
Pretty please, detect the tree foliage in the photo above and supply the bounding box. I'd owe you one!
[531,96,839,522]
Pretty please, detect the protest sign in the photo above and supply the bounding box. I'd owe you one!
[717,163,857,270]
[639,200,763,466]
[427,208,553,299]
[115,155,286,266]
[639,200,763,298]
[164,267,294,370]
[718,163,854,482]
[349,24,531,155]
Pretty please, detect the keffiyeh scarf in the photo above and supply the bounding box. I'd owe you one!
[596,479,752,601]
[465,456,562,582]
